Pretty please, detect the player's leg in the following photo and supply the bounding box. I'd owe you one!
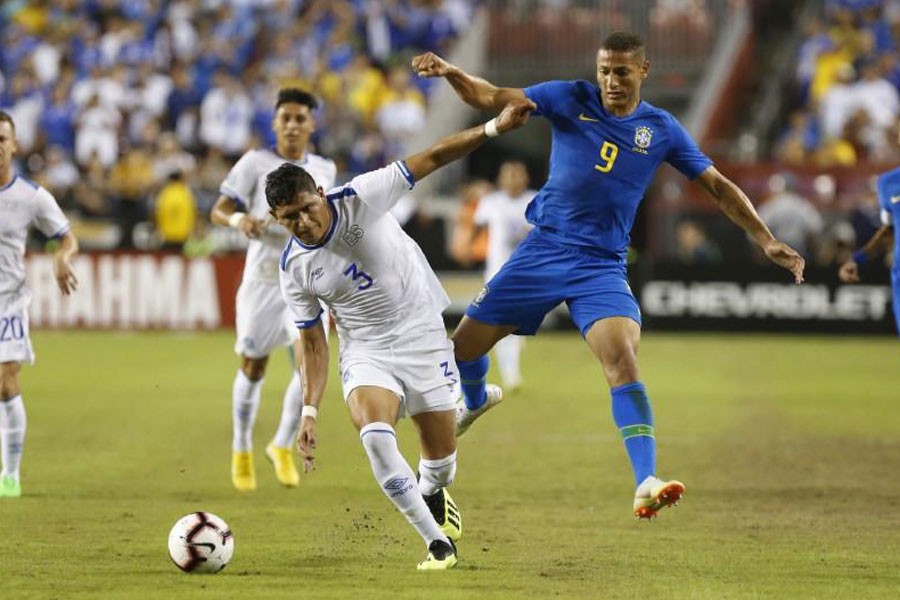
[567,258,683,519]
[0,362,24,498]
[411,409,461,543]
[493,334,523,391]
[453,316,514,411]
[231,354,268,491]
[453,234,565,435]
[347,385,456,569]
[584,317,683,519]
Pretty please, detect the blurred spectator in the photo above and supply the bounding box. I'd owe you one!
[154,171,197,251]
[774,109,820,165]
[756,173,825,259]
[199,71,253,159]
[675,219,722,265]
[73,154,111,219]
[153,132,196,185]
[36,145,79,210]
[450,179,493,267]
[75,93,121,167]
[820,63,857,140]
[108,145,155,248]
[375,64,427,156]
[39,81,77,154]
[795,18,833,105]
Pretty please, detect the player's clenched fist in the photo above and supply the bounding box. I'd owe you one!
[495,99,537,134]
[411,52,453,78]
[838,260,860,283]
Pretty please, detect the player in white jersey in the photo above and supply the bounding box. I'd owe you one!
[0,111,78,498]
[268,100,533,570]
[210,89,336,491]
[472,160,535,390]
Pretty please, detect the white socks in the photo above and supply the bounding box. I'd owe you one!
[418,452,457,497]
[494,335,522,389]
[272,372,302,449]
[360,422,447,546]
[232,370,262,452]
[0,395,26,480]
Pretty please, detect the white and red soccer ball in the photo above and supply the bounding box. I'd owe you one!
[168,512,234,573]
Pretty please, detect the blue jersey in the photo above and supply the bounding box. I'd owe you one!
[523,80,713,259]
[876,166,900,270]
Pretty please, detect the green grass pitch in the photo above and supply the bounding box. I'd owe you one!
[1,330,898,599]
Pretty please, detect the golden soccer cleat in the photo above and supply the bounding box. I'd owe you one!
[633,477,685,520]
[231,450,257,492]
[424,487,462,542]
[265,443,300,487]
[416,539,458,571]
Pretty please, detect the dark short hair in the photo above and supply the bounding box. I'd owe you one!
[0,111,15,133]
[275,88,318,111]
[601,31,645,55]
[265,163,319,208]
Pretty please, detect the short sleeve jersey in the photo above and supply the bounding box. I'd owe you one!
[473,189,535,279]
[876,166,900,269]
[523,80,713,259]
[279,161,449,349]
[220,148,336,283]
[0,176,70,310]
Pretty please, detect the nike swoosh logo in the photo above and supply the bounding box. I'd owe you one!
[891,195,900,204]
[187,542,217,553]
[578,113,600,122]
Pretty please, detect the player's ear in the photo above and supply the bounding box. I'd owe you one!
[641,60,650,80]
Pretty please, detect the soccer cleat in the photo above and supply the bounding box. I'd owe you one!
[265,443,300,487]
[416,539,458,571]
[231,450,256,491]
[633,476,685,519]
[0,475,21,498]
[424,487,462,542]
[456,384,503,437]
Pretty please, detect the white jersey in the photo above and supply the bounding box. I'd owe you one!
[473,189,535,279]
[279,161,449,350]
[220,148,336,284]
[0,176,70,312]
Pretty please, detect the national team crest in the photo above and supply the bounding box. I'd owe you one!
[634,126,653,149]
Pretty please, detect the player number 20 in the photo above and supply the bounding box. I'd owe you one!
[594,141,619,173]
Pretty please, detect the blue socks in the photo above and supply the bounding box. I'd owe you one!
[610,382,655,485]
[457,356,489,410]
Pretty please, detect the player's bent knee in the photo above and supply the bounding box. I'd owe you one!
[240,356,268,381]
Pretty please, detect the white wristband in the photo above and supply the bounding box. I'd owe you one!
[228,212,246,228]
[301,405,318,420]
[484,118,500,138]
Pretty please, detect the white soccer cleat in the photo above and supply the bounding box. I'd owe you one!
[456,384,503,437]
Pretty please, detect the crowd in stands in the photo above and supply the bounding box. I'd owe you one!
[779,0,900,167]
[0,0,477,250]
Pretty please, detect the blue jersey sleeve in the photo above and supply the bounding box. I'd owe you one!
[663,114,713,180]
[523,80,577,119]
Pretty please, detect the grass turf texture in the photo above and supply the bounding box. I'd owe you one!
[1,331,898,599]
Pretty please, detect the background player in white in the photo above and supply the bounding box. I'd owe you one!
[210,89,336,491]
[471,160,535,390]
[267,101,533,570]
[0,111,78,498]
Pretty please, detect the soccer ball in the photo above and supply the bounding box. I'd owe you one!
[167,512,234,573]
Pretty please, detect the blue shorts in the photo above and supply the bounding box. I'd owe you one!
[466,229,641,337]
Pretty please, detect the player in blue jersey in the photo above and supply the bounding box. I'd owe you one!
[413,32,805,519]
[838,167,900,335]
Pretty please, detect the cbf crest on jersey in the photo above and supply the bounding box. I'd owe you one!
[634,126,653,149]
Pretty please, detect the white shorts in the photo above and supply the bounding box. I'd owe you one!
[339,330,459,418]
[234,279,299,358]
[0,307,34,365]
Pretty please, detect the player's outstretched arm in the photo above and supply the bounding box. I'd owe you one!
[404,99,535,183]
[297,319,329,473]
[411,52,527,111]
[210,195,265,239]
[839,225,894,283]
[696,166,806,283]
[53,231,79,295]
